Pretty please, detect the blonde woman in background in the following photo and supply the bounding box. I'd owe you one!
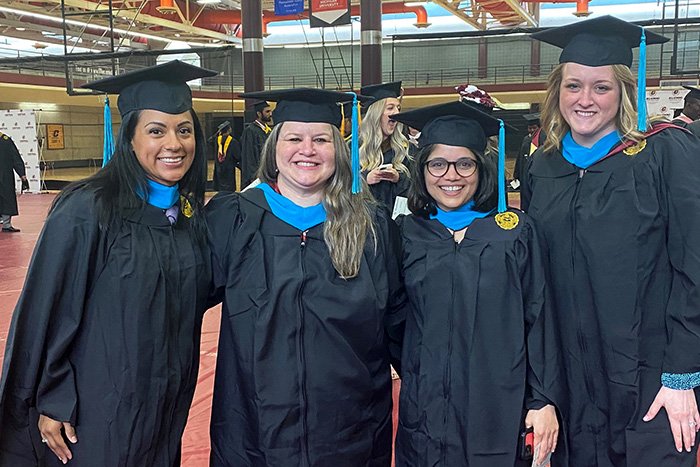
[359,81,411,213]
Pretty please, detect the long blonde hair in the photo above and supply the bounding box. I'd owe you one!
[359,98,410,174]
[258,123,377,279]
[541,63,653,153]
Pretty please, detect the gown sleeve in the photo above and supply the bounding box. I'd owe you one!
[2,191,100,424]
[376,208,407,375]
[204,192,242,307]
[515,217,558,410]
[657,131,700,378]
[9,138,26,178]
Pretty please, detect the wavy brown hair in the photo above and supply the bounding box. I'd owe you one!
[258,122,376,278]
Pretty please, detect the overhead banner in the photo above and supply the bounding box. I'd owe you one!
[275,0,304,16]
[309,0,350,28]
[0,110,42,194]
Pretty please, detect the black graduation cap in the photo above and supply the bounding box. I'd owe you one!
[683,85,700,100]
[240,88,369,128]
[360,81,402,102]
[252,100,270,112]
[523,113,541,124]
[531,15,668,68]
[82,60,219,117]
[217,121,231,133]
[391,100,500,152]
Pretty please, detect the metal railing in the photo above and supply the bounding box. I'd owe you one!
[0,53,686,94]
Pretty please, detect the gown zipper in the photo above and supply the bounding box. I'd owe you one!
[297,229,310,466]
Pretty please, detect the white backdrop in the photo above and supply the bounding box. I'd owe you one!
[0,109,41,194]
[646,88,688,120]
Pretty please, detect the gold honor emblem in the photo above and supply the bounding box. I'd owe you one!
[495,212,519,230]
[180,196,194,218]
[623,139,647,156]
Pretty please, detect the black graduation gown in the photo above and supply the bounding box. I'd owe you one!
[0,188,211,467]
[240,123,269,188]
[213,135,241,192]
[513,134,533,182]
[205,188,406,467]
[0,133,26,216]
[670,117,700,138]
[394,211,562,467]
[368,148,411,213]
[683,119,700,138]
[522,127,700,466]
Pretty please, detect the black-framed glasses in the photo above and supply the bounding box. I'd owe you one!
[424,157,478,178]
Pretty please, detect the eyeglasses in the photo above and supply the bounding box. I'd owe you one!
[424,157,478,178]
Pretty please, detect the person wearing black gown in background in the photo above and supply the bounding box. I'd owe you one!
[239,100,272,188]
[213,120,240,192]
[359,81,411,213]
[523,16,700,466]
[0,60,214,467]
[391,100,561,467]
[205,88,406,466]
[671,85,700,137]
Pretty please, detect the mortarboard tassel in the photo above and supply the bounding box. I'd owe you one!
[637,29,647,132]
[339,104,346,139]
[498,120,506,213]
[350,93,361,194]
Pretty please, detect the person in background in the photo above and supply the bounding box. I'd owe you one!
[0,131,29,232]
[671,85,700,137]
[0,60,214,467]
[359,81,411,213]
[513,113,541,186]
[392,100,561,467]
[240,100,272,188]
[524,16,700,466]
[205,88,406,466]
[213,120,240,192]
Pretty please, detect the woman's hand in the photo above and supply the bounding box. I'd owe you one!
[366,167,384,185]
[644,386,700,453]
[380,167,400,183]
[525,404,559,465]
[38,414,78,464]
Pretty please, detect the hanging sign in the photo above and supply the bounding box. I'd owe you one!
[275,0,304,16]
[309,0,350,28]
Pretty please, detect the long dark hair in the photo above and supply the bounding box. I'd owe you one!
[407,143,498,218]
[51,109,208,240]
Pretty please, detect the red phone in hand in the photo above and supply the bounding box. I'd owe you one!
[519,426,534,460]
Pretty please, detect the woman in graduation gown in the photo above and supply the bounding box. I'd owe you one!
[522,16,700,466]
[391,100,561,467]
[359,81,411,213]
[205,88,406,467]
[0,60,214,467]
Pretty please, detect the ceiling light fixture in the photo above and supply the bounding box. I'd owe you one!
[0,6,171,43]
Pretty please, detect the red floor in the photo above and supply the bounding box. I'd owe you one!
[0,194,401,466]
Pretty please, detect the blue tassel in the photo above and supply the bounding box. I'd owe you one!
[637,29,647,132]
[498,120,506,213]
[349,92,361,194]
